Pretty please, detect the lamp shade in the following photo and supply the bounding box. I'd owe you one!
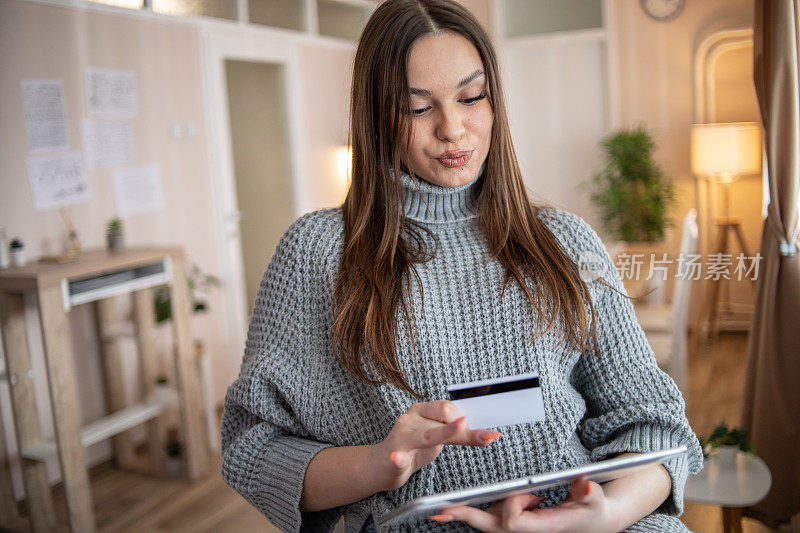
[690,122,762,178]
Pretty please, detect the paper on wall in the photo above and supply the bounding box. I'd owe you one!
[84,68,137,117]
[82,119,136,170]
[21,79,70,152]
[26,152,89,211]
[112,164,164,217]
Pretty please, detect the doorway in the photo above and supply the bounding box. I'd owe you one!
[224,59,295,311]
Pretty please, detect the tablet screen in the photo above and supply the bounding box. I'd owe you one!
[377,446,687,528]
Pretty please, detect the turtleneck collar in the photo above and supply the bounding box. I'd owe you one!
[401,162,485,224]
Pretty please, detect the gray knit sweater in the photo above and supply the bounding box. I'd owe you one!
[221,165,703,533]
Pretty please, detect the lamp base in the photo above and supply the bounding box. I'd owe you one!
[714,217,741,227]
[697,220,757,345]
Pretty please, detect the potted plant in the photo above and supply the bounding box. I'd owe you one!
[9,237,25,267]
[165,438,184,475]
[591,126,676,243]
[703,422,756,466]
[106,217,124,253]
[154,375,171,402]
[153,262,222,324]
[590,127,677,300]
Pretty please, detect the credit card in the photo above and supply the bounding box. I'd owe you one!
[447,372,545,430]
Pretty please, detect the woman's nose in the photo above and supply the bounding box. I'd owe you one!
[436,105,466,144]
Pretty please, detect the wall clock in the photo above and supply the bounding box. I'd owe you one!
[640,0,685,22]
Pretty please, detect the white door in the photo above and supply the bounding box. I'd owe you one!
[202,27,308,382]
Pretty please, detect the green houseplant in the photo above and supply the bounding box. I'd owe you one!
[153,262,221,324]
[591,126,676,242]
[702,422,756,466]
[106,217,124,253]
[705,422,756,453]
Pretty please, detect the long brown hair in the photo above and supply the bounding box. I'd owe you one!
[333,0,603,399]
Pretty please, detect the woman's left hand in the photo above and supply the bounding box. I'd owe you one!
[430,478,619,533]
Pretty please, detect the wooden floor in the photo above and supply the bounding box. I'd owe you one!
[3,332,797,532]
[682,331,798,533]
[2,453,277,533]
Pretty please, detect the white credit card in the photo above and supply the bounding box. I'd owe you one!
[447,372,545,430]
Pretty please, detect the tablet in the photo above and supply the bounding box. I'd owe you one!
[376,446,687,528]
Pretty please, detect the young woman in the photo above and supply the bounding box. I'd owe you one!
[220,1,703,531]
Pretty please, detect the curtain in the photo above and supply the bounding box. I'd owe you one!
[742,0,800,527]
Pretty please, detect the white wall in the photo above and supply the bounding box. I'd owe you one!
[298,41,355,212]
[502,33,609,231]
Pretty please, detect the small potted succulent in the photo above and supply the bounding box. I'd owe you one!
[165,438,184,475]
[9,237,25,267]
[154,375,170,402]
[106,217,124,253]
[703,422,756,466]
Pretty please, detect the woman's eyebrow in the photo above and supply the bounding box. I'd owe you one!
[410,69,485,96]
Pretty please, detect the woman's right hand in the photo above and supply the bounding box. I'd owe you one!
[368,400,502,491]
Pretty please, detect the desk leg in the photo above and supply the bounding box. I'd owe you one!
[132,288,167,475]
[95,297,138,470]
[722,506,743,533]
[168,256,207,480]
[36,286,95,533]
[0,292,57,532]
[0,404,19,526]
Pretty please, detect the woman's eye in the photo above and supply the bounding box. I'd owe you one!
[461,92,487,105]
[409,92,487,117]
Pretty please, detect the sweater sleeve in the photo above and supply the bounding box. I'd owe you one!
[539,209,704,517]
[220,213,344,532]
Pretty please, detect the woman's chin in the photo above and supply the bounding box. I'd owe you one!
[425,166,477,188]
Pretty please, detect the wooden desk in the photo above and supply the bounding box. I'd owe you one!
[0,247,208,532]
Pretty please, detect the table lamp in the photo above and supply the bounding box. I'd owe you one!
[690,121,762,340]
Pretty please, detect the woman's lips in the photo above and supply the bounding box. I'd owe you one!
[436,150,473,168]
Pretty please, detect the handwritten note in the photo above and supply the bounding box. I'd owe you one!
[21,79,70,152]
[84,68,137,117]
[26,152,89,211]
[112,164,164,217]
[82,119,136,170]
